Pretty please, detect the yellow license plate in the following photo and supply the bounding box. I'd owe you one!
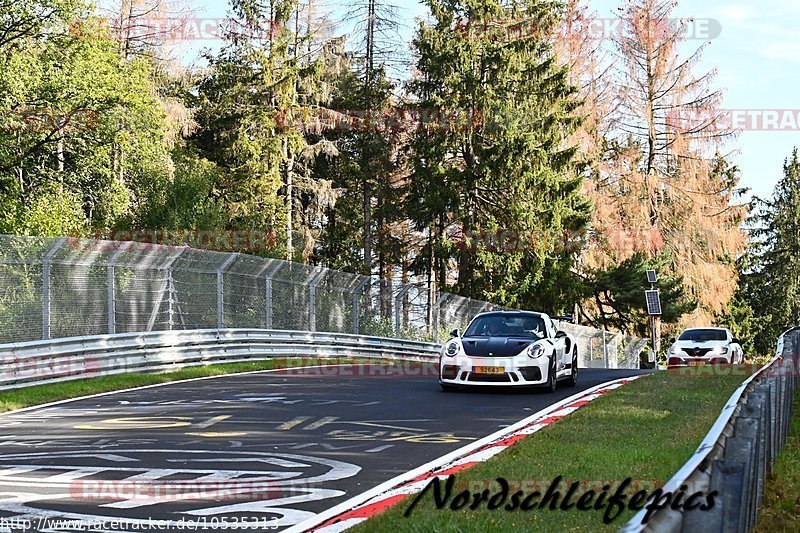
[474,366,505,374]
[688,361,706,367]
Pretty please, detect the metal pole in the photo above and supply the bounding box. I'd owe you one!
[168,271,175,330]
[264,261,282,330]
[147,246,186,332]
[107,242,132,334]
[217,254,238,329]
[42,238,67,340]
[651,315,657,366]
[352,276,372,335]
[432,293,448,343]
[394,284,413,338]
[308,267,327,332]
[603,329,609,368]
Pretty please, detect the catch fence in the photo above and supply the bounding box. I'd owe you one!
[0,235,644,367]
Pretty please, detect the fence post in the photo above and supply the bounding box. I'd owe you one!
[107,242,132,335]
[264,262,283,330]
[42,238,67,340]
[394,284,413,338]
[216,254,238,329]
[308,267,326,332]
[167,248,186,331]
[352,276,372,335]
[432,293,448,343]
[147,246,186,332]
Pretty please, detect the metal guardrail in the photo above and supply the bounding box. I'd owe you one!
[0,329,441,391]
[0,235,645,368]
[620,327,800,532]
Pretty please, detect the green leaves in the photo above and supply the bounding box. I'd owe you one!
[407,0,590,313]
[736,148,800,354]
[586,253,697,336]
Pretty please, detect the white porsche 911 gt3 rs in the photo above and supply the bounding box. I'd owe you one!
[438,311,578,392]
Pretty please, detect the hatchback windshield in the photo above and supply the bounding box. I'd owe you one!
[464,314,547,339]
[678,329,727,342]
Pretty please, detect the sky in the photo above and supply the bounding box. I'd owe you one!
[169,0,800,201]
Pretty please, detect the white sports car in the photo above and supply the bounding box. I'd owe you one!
[667,327,745,367]
[439,311,578,392]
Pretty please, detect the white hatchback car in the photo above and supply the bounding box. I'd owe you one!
[667,327,744,368]
[438,311,578,392]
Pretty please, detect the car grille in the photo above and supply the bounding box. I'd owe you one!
[686,347,714,357]
[466,372,513,383]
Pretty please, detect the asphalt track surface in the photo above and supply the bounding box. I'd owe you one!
[0,363,649,532]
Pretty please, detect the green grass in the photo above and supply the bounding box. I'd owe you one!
[755,387,800,532]
[0,357,375,413]
[354,367,756,532]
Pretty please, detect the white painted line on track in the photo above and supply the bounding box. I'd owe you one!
[0,362,407,417]
[287,375,644,533]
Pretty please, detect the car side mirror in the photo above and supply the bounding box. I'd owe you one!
[450,328,460,338]
[555,330,567,339]
[669,337,676,344]
[732,337,741,345]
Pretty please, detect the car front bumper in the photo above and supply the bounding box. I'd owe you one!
[667,355,732,368]
[439,355,550,387]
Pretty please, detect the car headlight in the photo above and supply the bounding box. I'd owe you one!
[445,341,460,357]
[527,344,545,359]
[669,345,679,355]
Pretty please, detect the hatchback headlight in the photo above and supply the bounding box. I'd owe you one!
[445,341,460,357]
[527,344,545,359]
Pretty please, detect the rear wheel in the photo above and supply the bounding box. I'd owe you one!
[567,350,578,387]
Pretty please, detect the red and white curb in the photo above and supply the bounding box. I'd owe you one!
[286,375,643,533]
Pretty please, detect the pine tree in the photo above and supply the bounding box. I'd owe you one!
[407,0,591,313]
[743,149,800,353]
[189,0,342,258]
[597,0,747,327]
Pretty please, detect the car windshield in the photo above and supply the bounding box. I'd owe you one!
[678,329,727,342]
[464,314,547,339]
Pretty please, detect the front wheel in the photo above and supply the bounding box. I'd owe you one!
[567,350,578,387]
[545,357,557,393]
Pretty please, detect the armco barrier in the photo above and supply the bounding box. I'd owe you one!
[620,327,800,532]
[0,234,645,368]
[0,329,441,391]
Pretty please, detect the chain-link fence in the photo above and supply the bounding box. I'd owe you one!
[0,235,645,367]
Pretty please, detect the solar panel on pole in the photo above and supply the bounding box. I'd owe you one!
[645,290,662,316]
